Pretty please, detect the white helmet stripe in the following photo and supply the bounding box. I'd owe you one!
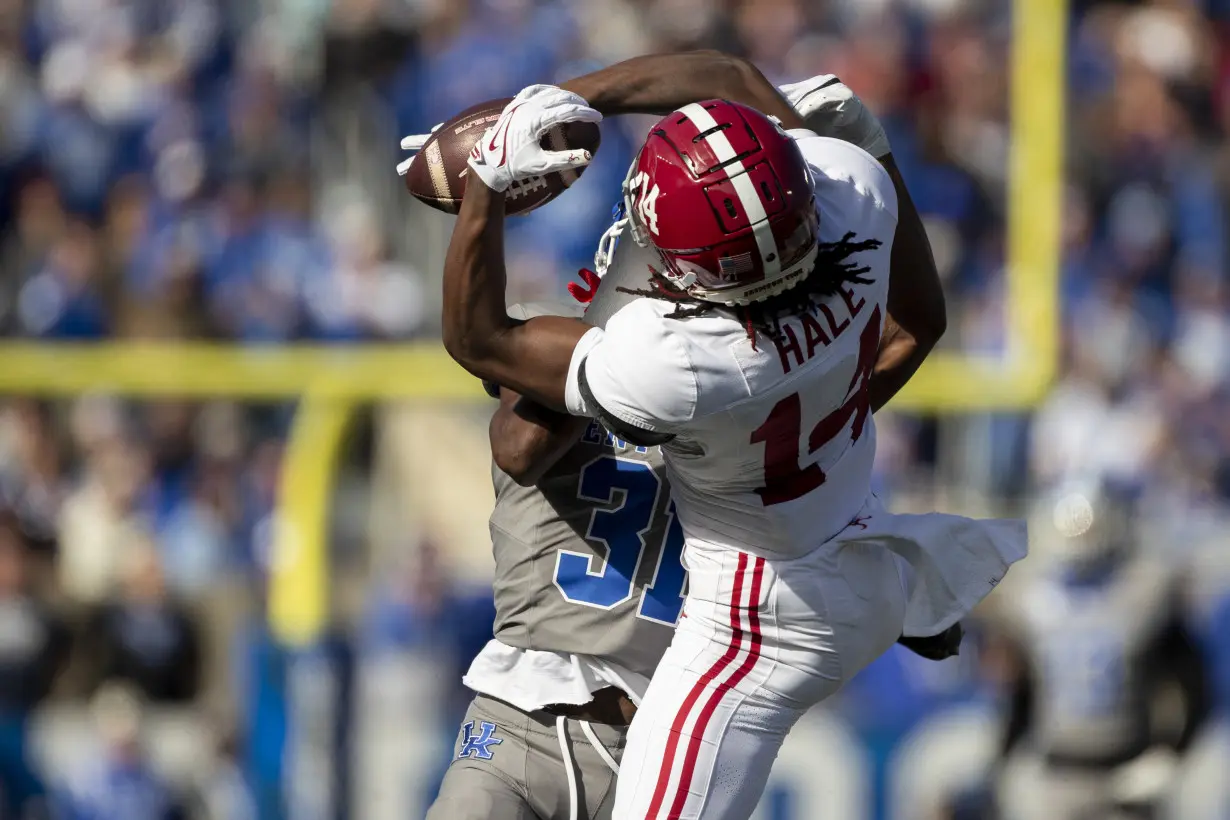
[677,103,783,283]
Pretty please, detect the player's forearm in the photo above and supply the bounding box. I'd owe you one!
[562,51,805,128]
[869,316,931,413]
[442,180,513,372]
[490,388,589,486]
[869,156,946,413]
[441,182,590,410]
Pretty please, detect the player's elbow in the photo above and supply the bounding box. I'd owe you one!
[895,290,947,353]
[687,49,749,77]
[725,53,770,89]
[886,302,946,365]
[695,51,774,101]
[489,407,555,486]
[491,443,546,486]
[441,331,468,365]
[442,330,491,375]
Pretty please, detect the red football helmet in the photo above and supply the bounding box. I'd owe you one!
[621,100,819,305]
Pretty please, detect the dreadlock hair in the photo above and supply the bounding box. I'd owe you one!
[615,231,883,349]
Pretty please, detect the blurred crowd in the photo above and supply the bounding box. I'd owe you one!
[0,0,426,342]
[0,0,1230,817]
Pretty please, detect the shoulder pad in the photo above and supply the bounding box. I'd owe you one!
[578,360,675,447]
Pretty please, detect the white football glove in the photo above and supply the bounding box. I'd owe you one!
[395,124,441,176]
[467,85,601,193]
[779,75,891,159]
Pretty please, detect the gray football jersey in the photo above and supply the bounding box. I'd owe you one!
[489,293,685,680]
[1020,558,1176,761]
[488,420,684,680]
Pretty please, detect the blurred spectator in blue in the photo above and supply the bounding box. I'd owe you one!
[203,173,301,343]
[0,510,68,819]
[308,196,426,341]
[31,42,125,218]
[0,176,110,340]
[1207,590,1230,716]
[836,624,996,820]
[362,541,495,680]
[55,683,185,820]
[112,174,216,340]
[139,403,198,530]
[1,177,67,334]
[361,539,496,809]
[16,218,110,339]
[157,460,239,599]
[389,0,576,137]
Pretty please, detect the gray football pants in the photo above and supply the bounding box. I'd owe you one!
[426,694,628,820]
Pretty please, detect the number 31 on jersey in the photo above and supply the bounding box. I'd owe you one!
[553,455,687,625]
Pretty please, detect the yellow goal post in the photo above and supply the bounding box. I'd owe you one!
[0,0,1064,646]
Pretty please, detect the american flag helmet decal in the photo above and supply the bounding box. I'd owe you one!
[717,252,756,281]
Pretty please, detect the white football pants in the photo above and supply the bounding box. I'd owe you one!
[612,534,908,819]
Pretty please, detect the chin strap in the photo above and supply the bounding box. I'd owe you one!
[659,263,697,292]
[593,214,629,279]
[620,152,651,249]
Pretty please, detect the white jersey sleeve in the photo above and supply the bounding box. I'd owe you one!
[565,299,697,443]
[797,134,897,226]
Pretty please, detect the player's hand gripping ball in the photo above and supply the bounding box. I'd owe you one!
[398,86,602,215]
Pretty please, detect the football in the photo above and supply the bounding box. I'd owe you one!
[403,97,601,216]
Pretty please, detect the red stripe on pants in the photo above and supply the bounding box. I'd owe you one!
[645,552,750,819]
[665,556,765,819]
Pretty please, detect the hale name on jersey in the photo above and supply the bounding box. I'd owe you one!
[772,279,870,375]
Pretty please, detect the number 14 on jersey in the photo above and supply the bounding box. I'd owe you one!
[751,305,881,506]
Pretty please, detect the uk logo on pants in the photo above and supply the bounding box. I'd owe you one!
[458,721,503,760]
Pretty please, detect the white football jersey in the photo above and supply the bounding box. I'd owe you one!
[565,135,898,560]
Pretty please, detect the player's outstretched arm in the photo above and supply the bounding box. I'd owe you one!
[397,53,802,174]
[442,89,602,409]
[869,155,946,412]
[489,387,589,486]
[442,179,591,410]
[561,51,805,128]
[782,77,946,411]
